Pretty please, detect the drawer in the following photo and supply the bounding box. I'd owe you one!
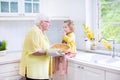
[0,75,22,80]
[68,62,82,68]
[0,63,19,73]
[0,70,19,77]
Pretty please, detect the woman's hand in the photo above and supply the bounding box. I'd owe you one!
[32,50,46,56]
[47,49,63,56]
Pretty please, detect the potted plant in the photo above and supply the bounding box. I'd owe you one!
[0,40,7,56]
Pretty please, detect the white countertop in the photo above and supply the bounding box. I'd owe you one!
[0,52,21,65]
[68,51,120,74]
[0,51,120,74]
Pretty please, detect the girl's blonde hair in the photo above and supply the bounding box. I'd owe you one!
[64,20,75,32]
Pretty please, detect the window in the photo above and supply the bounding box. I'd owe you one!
[98,0,120,54]
[100,0,120,44]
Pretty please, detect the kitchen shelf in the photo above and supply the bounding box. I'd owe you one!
[0,16,35,21]
[0,16,70,21]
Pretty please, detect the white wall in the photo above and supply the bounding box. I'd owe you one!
[0,21,34,51]
[0,0,86,51]
[40,0,86,50]
[0,20,66,51]
[40,0,85,19]
[85,0,99,40]
[46,20,64,45]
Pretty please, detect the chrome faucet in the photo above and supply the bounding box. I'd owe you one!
[112,40,115,58]
[98,37,115,58]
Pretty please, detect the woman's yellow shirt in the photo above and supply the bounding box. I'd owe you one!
[19,26,52,79]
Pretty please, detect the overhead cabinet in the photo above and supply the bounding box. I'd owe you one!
[0,0,40,16]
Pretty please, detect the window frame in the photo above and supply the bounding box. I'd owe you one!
[93,0,120,56]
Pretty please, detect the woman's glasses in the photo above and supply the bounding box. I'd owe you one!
[44,21,50,23]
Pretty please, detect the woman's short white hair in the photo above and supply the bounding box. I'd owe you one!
[34,14,50,25]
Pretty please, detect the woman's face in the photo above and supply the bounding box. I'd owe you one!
[63,23,71,33]
[41,20,51,31]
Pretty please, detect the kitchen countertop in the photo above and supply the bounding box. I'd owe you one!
[0,52,21,65]
[68,51,120,74]
[0,51,120,74]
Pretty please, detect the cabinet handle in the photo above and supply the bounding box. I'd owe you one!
[81,67,84,69]
[77,66,81,68]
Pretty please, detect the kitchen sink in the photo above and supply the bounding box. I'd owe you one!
[75,52,120,68]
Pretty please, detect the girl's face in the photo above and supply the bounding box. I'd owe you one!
[63,23,71,33]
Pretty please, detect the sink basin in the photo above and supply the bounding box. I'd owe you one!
[75,52,120,68]
[96,58,119,64]
[105,58,119,63]
[90,55,120,68]
[96,57,120,68]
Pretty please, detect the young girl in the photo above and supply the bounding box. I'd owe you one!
[53,20,76,76]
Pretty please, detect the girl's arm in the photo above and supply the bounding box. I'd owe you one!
[63,33,75,43]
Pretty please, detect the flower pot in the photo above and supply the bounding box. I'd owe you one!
[0,50,6,56]
[86,40,95,50]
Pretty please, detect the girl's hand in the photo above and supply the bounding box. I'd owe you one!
[63,30,66,36]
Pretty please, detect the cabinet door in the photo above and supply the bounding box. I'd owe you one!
[0,0,40,16]
[1,75,22,80]
[0,0,19,16]
[82,66,105,80]
[67,62,83,80]
[23,0,40,16]
[106,71,120,80]
[0,63,19,73]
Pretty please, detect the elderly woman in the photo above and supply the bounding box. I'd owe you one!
[19,14,56,80]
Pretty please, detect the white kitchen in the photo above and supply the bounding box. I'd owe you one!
[0,0,120,80]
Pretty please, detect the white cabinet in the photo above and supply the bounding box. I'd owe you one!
[0,0,19,16]
[0,62,22,80]
[82,66,104,80]
[106,71,120,80]
[67,62,105,80]
[67,62,83,80]
[0,0,40,16]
